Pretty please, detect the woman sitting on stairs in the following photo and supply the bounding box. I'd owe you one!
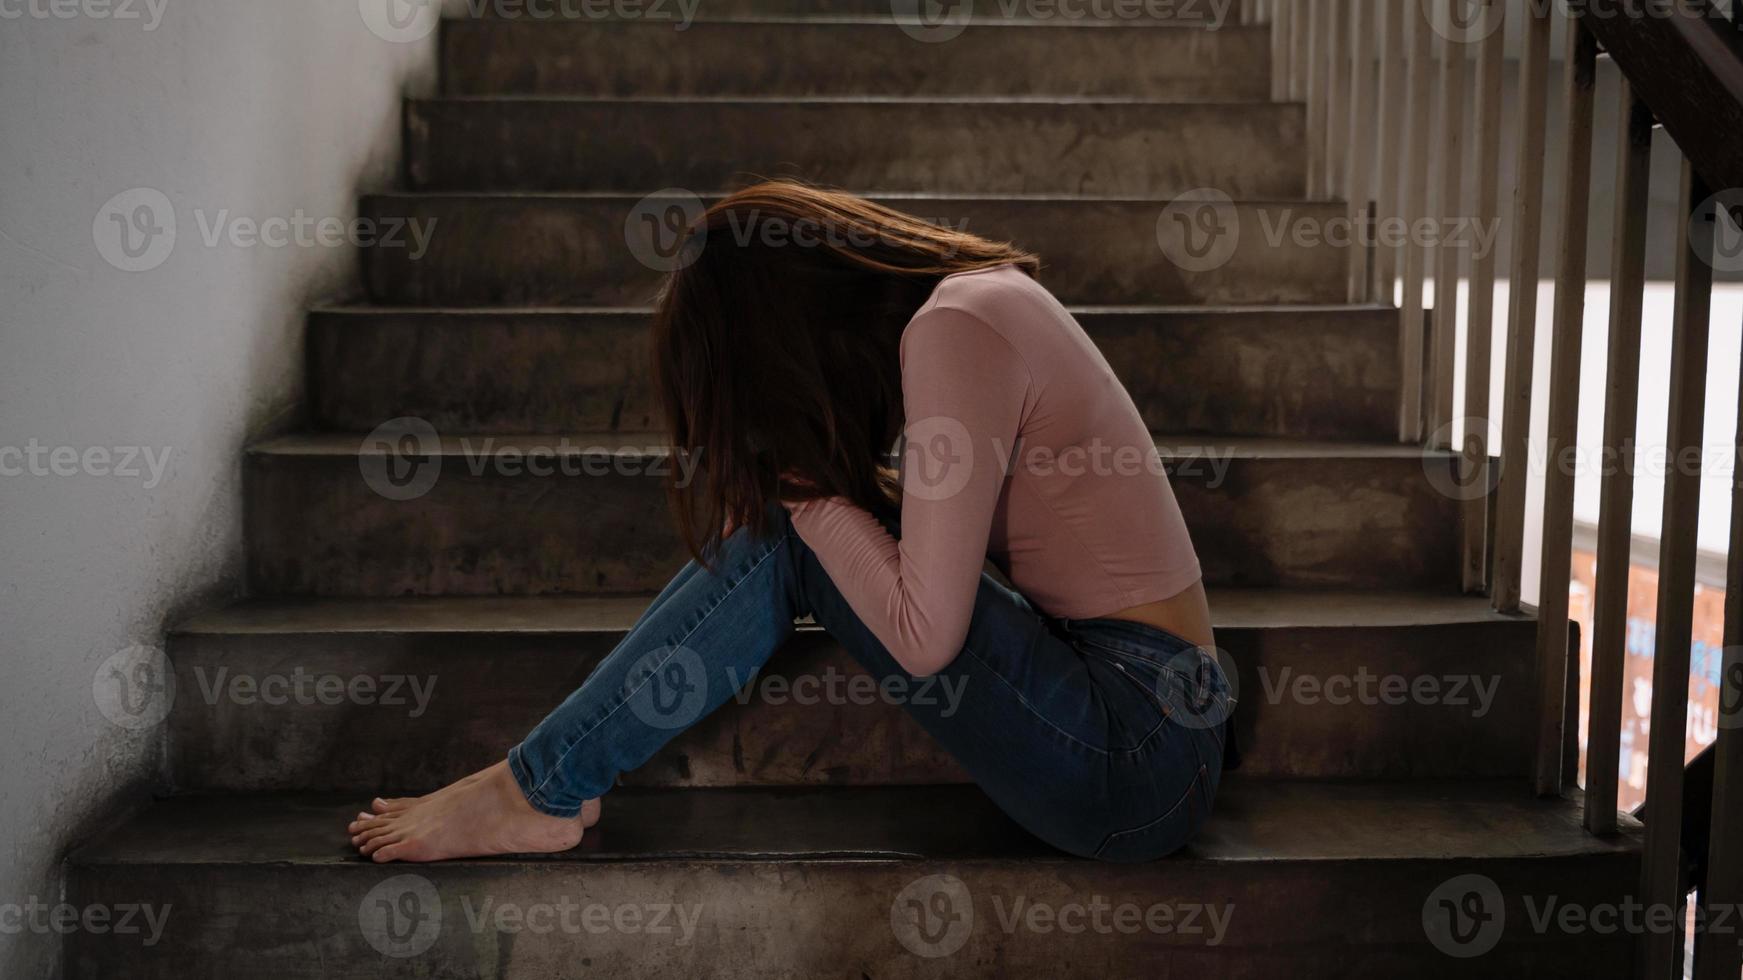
[347,181,1235,864]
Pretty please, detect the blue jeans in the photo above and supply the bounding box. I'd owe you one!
[508,506,1233,862]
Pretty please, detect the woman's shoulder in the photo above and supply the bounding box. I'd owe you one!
[913,265,1061,339]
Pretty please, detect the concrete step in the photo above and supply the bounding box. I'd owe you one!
[63,782,1639,979]
[440,19,1273,99]
[164,590,1536,792]
[360,193,1352,307]
[241,434,1462,596]
[459,0,1237,22]
[307,305,1401,441]
[405,98,1305,197]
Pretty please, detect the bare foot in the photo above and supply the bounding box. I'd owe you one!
[369,766,493,814]
[370,770,602,826]
[347,761,589,862]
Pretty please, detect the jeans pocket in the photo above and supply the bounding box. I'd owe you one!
[1093,761,1211,863]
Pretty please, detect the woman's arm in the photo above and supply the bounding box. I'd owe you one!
[786,305,1031,676]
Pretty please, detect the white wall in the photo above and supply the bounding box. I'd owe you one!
[0,3,434,975]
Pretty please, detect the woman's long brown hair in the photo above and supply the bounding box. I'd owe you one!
[650,180,1039,563]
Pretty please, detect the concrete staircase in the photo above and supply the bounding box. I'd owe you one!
[66,12,1643,978]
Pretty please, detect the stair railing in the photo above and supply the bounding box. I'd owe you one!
[1251,1,1743,976]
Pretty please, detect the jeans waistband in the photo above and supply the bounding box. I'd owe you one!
[1055,615,1200,659]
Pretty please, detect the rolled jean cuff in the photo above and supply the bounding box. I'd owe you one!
[507,744,587,819]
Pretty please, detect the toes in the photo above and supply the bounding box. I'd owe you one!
[348,813,393,835]
[361,831,404,857]
[352,824,399,848]
[580,798,602,829]
[371,797,413,814]
[371,841,413,863]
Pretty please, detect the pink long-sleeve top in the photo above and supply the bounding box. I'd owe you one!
[786,265,1202,676]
